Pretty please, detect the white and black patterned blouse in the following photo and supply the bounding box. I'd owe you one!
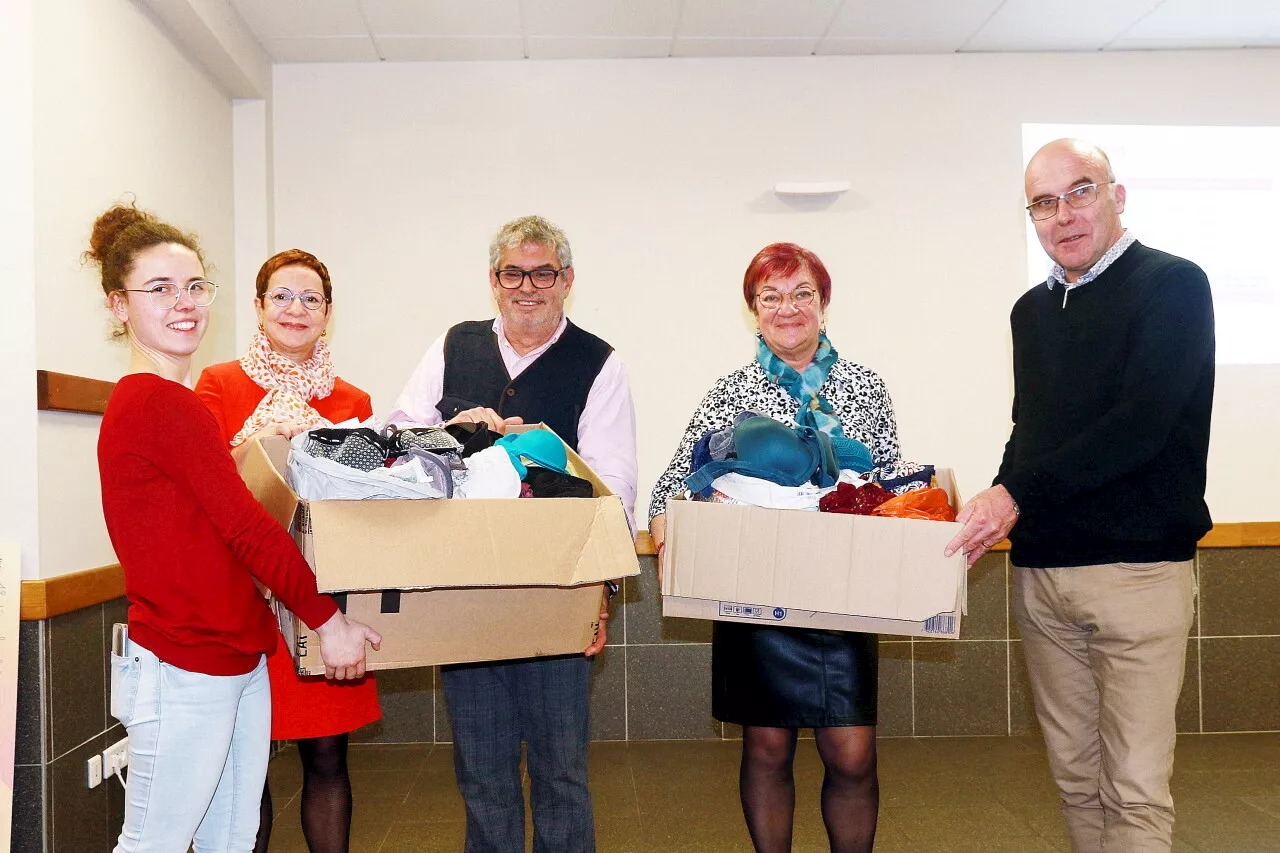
[647,359,901,522]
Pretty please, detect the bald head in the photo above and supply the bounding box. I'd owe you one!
[1025,139,1115,194]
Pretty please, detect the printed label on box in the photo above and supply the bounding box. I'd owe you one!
[718,602,788,621]
[923,614,957,635]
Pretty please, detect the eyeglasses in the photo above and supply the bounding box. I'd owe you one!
[756,288,817,311]
[122,280,218,309]
[1025,182,1114,221]
[265,287,329,310]
[494,268,564,289]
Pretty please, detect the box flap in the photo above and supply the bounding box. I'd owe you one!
[243,427,639,592]
[239,436,301,531]
[307,495,638,591]
[665,498,965,623]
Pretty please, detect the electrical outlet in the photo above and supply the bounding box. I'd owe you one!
[87,754,103,788]
[103,737,129,780]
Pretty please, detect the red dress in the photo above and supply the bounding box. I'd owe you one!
[195,360,382,740]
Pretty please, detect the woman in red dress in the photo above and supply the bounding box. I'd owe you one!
[196,249,381,853]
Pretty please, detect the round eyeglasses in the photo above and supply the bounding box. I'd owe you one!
[494,268,564,289]
[122,280,218,309]
[266,287,329,310]
[756,288,817,311]
[1026,181,1114,221]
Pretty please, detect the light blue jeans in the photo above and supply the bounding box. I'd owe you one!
[111,638,271,853]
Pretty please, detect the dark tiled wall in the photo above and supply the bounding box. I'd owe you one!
[13,597,129,853]
[15,549,1280,848]
[352,549,1280,745]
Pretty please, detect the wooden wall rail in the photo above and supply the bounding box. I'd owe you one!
[36,370,115,415]
[21,564,124,621]
[18,524,1279,621]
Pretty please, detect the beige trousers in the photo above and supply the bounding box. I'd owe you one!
[1012,560,1195,853]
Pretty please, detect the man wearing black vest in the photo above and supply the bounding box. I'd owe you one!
[390,215,637,853]
[946,140,1214,853]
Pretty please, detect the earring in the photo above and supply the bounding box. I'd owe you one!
[257,323,264,332]
[321,329,328,337]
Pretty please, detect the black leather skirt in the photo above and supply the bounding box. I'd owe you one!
[711,621,878,728]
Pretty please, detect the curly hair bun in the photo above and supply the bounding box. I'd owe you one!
[86,204,155,266]
[83,201,204,297]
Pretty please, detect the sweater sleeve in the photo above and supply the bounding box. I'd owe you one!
[868,372,901,467]
[142,382,339,630]
[993,392,1019,488]
[996,261,1215,511]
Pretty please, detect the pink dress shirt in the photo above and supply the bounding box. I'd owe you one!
[389,315,638,531]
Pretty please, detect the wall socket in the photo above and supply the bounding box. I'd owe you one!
[103,737,130,781]
[86,754,103,789]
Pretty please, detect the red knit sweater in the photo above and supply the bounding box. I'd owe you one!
[99,373,338,676]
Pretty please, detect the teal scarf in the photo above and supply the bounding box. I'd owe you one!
[756,331,843,435]
[756,332,873,473]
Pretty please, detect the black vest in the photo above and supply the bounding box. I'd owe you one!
[439,319,613,451]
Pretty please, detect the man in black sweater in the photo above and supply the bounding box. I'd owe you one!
[947,139,1214,852]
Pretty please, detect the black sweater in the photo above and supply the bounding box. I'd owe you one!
[995,241,1215,568]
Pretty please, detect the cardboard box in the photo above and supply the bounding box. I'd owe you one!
[661,469,967,639]
[240,428,640,674]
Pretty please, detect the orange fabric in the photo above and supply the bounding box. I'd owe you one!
[195,360,381,739]
[869,487,957,522]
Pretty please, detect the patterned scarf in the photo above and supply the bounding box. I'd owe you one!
[756,331,846,439]
[229,331,335,447]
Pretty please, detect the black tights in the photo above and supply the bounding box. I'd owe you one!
[254,734,353,853]
[739,725,878,853]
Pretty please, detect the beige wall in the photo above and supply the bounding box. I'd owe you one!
[0,0,40,578]
[31,0,237,577]
[270,50,1280,524]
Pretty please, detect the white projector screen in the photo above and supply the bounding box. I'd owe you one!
[1022,124,1280,365]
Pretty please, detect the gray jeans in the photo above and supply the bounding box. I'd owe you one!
[1013,560,1195,853]
[442,654,595,853]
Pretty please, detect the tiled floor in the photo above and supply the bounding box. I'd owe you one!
[264,733,1280,852]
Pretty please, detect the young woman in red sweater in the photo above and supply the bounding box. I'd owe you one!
[93,204,381,853]
[196,249,381,853]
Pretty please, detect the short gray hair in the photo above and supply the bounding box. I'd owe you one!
[488,215,573,269]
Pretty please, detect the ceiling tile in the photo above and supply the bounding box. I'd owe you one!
[676,0,842,39]
[522,0,682,37]
[825,0,1003,42]
[259,35,380,62]
[1106,38,1249,50]
[360,0,521,36]
[963,0,1163,51]
[526,37,672,60]
[230,0,366,38]
[1115,0,1280,43]
[816,37,964,55]
[373,35,526,61]
[672,37,820,57]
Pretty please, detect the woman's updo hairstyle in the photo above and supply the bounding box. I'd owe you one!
[84,202,205,299]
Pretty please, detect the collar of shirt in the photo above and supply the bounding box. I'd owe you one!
[491,314,568,379]
[1047,230,1136,291]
